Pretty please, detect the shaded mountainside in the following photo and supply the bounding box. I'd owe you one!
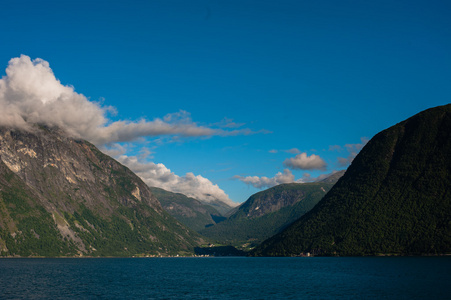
[150,187,226,232]
[252,104,451,256]
[199,181,339,245]
[201,199,235,216]
[0,126,203,257]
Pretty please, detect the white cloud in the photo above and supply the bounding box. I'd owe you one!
[337,156,352,167]
[0,56,108,136]
[329,145,342,152]
[213,117,246,129]
[101,143,128,157]
[235,169,345,190]
[234,169,297,189]
[268,148,300,154]
[344,137,369,153]
[0,55,252,206]
[0,55,260,145]
[116,155,238,207]
[283,152,327,170]
[285,148,301,154]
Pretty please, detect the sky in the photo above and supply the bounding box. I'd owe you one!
[0,0,450,205]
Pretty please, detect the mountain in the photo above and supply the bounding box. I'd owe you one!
[318,170,346,183]
[0,125,203,257]
[252,104,451,256]
[199,198,235,216]
[199,174,343,246]
[150,187,226,232]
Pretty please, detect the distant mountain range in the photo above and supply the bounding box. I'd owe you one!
[0,126,203,257]
[252,104,451,256]
[198,171,344,247]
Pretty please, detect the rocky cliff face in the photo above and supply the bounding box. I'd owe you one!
[0,125,202,257]
[232,171,345,220]
[0,126,160,214]
[234,184,323,219]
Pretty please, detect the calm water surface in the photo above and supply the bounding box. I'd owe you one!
[0,257,450,299]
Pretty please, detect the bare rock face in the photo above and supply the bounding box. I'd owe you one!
[233,172,344,220]
[0,126,161,213]
[0,126,201,257]
[239,187,309,219]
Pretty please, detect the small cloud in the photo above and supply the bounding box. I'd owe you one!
[217,127,271,137]
[234,169,296,189]
[138,147,155,160]
[338,156,352,167]
[162,110,195,124]
[214,117,246,129]
[337,137,369,166]
[283,153,327,171]
[344,137,369,153]
[268,148,300,154]
[100,143,128,157]
[285,148,301,154]
[300,173,312,182]
[329,145,342,152]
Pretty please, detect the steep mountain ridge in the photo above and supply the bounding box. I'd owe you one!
[252,104,451,256]
[0,126,202,257]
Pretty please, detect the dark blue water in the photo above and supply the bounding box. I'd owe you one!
[0,257,450,299]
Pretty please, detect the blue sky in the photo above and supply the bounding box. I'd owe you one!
[1,0,450,204]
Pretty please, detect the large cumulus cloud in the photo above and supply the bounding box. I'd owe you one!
[0,56,108,138]
[0,55,244,206]
[0,55,254,145]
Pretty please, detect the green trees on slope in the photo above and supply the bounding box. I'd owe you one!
[200,183,335,245]
[252,104,451,256]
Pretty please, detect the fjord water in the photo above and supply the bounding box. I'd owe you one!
[1,257,450,299]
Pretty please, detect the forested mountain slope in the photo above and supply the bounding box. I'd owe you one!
[252,104,451,256]
[200,179,341,245]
